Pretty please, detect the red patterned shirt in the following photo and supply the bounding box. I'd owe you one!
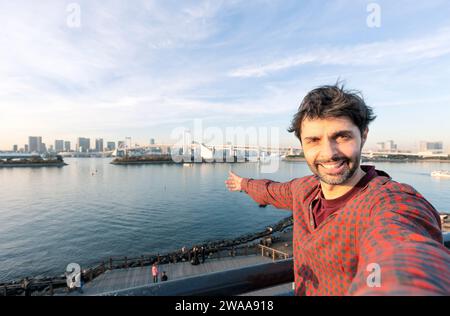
[311,166,379,228]
[241,165,450,295]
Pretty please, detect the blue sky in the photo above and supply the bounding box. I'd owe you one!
[1,0,450,151]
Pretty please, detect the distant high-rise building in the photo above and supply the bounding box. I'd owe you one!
[49,145,54,152]
[29,136,43,153]
[376,140,397,152]
[55,140,64,152]
[24,144,29,153]
[419,141,443,154]
[13,145,18,152]
[77,137,90,153]
[376,142,385,152]
[107,141,116,151]
[95,138,104,152]
[118,141,125,148]
[64,141,71,152]
[41,143,47,153]
[385,140,397,152]
[150,138,155,145]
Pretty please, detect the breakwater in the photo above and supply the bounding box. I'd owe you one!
[0,162,67,168]
[0,155,67,168]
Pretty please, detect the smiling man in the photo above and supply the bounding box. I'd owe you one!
[225,84,450,296]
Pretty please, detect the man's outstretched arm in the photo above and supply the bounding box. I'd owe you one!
[347,188,450,295]
[225,171,294,210]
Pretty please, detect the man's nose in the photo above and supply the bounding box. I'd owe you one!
[319,138,338,160]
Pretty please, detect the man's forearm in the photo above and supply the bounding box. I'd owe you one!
[241,178,294,210]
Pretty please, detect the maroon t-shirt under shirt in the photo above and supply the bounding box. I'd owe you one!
[311,165,378,228]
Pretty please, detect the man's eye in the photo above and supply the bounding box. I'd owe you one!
[337,135,351,141]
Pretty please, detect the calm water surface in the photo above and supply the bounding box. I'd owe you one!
[0,158,449,282]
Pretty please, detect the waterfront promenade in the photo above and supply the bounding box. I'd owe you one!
[65,255,273,296]
[62,218,450,296]
[62,230,294,296]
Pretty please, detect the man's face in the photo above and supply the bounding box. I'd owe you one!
[300,117,367,185]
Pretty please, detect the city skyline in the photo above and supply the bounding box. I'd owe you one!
[1,1,450,151]
[2,135,447,154]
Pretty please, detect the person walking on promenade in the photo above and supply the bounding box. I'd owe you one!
[225,83,450,296]
[22,277,31,296]
[181,246,187,262]
[78,270,85,294]
[152,263,159,283]
[161,271,168,282]
[191,247,200,265]
[201,245,206,264]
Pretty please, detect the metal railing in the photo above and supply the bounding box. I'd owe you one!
[258,245,290,261]
[100,258,294,296]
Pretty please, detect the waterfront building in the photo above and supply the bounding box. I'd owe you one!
[95,138,104,152]
[376,140,397,153]
[64,141,71,152]
[147,146,162,155]
[107,142,116,151]
[28,136,43,153]
[77,137,90,153]
[419,141,444,155]
[55,140,64,152]
[13,145,18,152]
[287,147,302,156]
[24,144,29,153]
[376,142,385,151]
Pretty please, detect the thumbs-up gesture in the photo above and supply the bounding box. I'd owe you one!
[225,171,244,192]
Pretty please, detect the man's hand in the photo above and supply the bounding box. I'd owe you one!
[225,171,244,192]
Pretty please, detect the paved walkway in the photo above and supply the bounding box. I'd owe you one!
[67,255,274,295]
[61,229,294,296]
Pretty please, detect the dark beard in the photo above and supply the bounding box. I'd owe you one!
[308,155,360,185]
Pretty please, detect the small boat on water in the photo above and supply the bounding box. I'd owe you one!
[431,170,450,178]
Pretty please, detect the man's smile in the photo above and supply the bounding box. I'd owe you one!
[316,160,350,177]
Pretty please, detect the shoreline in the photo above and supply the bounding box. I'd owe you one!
[110,158,251,165]
[111,160,176,165]
[0,162,68,168]
[111,161,250,165]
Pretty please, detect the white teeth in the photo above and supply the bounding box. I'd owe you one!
[322,164,339,169]
[320,161,344,169]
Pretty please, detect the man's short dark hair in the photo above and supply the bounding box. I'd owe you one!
[288,83,376,141]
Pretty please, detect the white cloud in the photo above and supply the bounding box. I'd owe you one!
[1,1,450,149]
[229,27,450,77]
[0,1,231,141]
